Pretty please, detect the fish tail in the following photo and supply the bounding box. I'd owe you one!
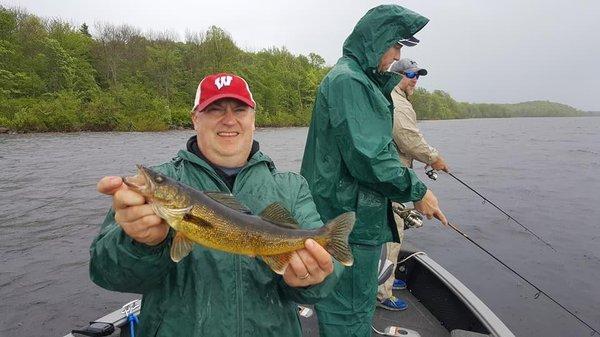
[323,211,355,266]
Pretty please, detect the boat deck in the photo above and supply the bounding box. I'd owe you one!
[300,287,450,337]
[375,287,451,336]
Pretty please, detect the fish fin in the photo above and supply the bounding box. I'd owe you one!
[259,202,299,229]
[261,253,293,275]
[323,212,355,266]
[204,191,253,214]
[152,203,192,224]
[170,231,194,262]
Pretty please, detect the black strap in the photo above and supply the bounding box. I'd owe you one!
[71,321,115,337]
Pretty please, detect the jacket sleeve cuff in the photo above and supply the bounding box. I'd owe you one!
[426,149,440,165]
[412,180,428,202]
[126,229,173,257]
[278,261,344,304]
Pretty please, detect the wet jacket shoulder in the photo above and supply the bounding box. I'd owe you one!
[89,148,341,337]
[301,5,429,245]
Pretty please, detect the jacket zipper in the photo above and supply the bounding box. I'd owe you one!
[236,255,243,336]
[192,163,231,193]
[204,165,247,336]
[196,161,265,337]
[233,169,244,336]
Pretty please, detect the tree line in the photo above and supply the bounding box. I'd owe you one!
[411,88,583,120]
[0,7,584,133]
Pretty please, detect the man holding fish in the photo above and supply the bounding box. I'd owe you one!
[90,73,352,336]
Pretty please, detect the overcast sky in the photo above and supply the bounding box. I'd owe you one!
[4,0,600,111]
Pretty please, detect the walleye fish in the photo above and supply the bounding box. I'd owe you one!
[123,165,354,274]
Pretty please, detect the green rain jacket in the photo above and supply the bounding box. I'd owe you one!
[90,147,342,337]
[301,5,429,246]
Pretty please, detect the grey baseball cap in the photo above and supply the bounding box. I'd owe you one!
[390,58,428,76]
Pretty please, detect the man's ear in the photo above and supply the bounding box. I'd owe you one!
[191,111,200,129]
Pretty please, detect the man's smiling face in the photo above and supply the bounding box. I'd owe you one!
[192,98,256,168]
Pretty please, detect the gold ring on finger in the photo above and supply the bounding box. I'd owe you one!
[298,272,310,280]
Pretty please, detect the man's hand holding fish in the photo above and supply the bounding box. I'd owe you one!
[283,238,335,287]
[97,176,169,246]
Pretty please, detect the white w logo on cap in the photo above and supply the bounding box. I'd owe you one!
[214,76,233,90]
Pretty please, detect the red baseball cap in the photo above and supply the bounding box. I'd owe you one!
[192,73,256,112]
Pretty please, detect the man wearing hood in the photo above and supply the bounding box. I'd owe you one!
[300,5,447,336]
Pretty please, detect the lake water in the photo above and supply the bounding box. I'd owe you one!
[1,117,599,336]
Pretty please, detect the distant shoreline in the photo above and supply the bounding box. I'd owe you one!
[2,115,599,134]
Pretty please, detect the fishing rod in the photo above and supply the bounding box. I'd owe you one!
[446,221,599,336]
[426,169,556,251]
[392,207,598,334]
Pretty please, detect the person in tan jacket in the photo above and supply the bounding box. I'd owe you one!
[377,58,449,311]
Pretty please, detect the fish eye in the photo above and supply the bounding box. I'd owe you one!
[155,175,164,183]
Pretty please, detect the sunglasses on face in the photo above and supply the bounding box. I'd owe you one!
[404,71,420,79]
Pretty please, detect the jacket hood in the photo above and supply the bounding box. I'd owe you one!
[342,5,429,76]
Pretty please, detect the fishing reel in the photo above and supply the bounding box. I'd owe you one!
[425,168,438,180]
[392,203,423,229]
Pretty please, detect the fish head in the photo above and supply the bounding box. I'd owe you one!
[123,165,190,208]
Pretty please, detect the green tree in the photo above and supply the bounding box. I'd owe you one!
[145,45,178,101]
[79,23,91,37]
